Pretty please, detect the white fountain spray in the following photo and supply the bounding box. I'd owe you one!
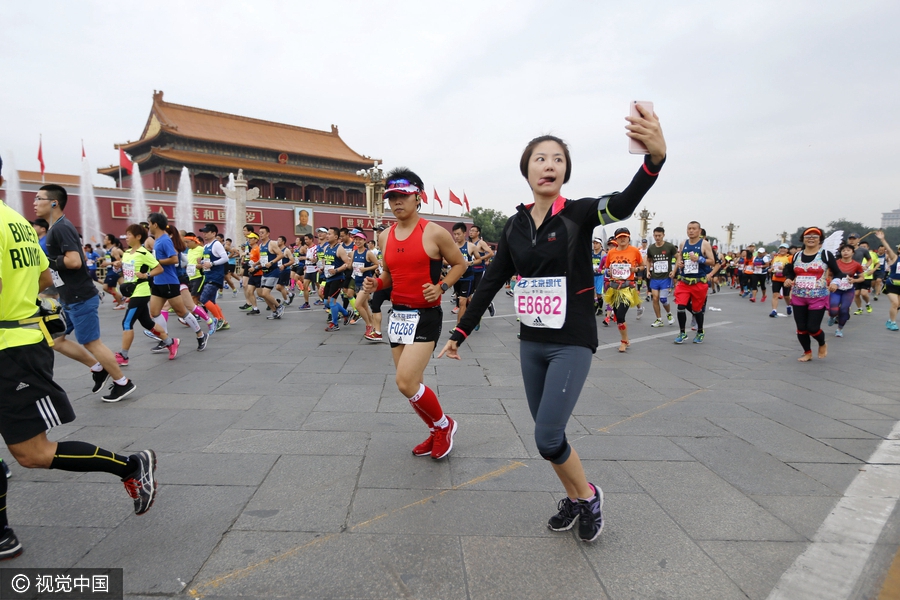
[79,157,104,249]
[1,151,24,215]
[130,162,149,223]
[224,172,236,241]
[175,166,194,233]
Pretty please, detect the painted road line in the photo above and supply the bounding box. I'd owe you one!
[188,460,526,597]
[768,420,900,600]
[595,389,707,433]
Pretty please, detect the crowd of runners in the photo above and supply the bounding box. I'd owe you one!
[3,104,900,560]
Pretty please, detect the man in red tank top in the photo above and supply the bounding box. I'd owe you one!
[363,168,468,459]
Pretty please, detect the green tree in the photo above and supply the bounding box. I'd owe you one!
[789,220,868,246]
[826,219,869,237]
[466,207,509,243]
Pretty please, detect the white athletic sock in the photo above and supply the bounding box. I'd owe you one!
[152,314,168,334]
[90,362,103,372]
[182,312,201,333]
[433,415,449,429]
[113,376,128,386]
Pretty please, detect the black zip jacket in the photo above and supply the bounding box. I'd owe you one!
[451,154,664,352]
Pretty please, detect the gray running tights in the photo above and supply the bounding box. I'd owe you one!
[519,340,592,465]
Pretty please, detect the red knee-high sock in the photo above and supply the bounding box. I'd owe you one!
[409,383,446,427]
[205,301,224,321]
[409,399,434,429]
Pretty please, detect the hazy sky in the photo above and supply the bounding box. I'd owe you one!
[2,1,898,245]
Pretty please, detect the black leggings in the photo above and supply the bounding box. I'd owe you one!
[751,274,767,293]
[791,303,826,352]
[122,295,157,332]
[613,303,629,324]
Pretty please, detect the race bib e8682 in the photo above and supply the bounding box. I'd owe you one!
[514,276,566,329]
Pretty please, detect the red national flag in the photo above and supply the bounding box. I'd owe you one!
[119,147,133,175]
[449,190,462,206]
[432,187,443,208]
[81,140,86,159]
[37,136,45,175]
[463,192,470,213]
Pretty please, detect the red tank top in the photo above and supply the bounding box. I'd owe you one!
[385,219,442,309]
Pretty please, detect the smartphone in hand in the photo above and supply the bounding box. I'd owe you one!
[628,101,654,154]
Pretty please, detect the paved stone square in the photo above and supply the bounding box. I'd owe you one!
[5,287,900,599]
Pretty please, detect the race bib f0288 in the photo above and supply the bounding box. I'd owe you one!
[514,277,566,329]
[388,310,420,344]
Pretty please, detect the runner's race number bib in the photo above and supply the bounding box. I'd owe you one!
[610,263,631,280]
[388,310,420,344]
[838,277,854,291]
[514,277,566,329]
[794,275,817,290]
[352,261,364,278]
[186,264,197,277]
[683,260,699,275]
[122,263,136,281]
[50,269,64,287]
[653,259,669,274]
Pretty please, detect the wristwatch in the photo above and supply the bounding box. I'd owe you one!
[440,282,449,293]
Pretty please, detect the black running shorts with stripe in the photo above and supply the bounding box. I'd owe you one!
[0,342,75,445]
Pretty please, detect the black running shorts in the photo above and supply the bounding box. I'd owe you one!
[323,279,344,299]
[454,278,474,299]
[187,277,205,297]
[388,305,442,349]
[0,343,75,445]
[369,288,391,313]
[150,282,181,300]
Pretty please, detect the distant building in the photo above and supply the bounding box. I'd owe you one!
[99,90,373,207]
[882,207,900,229]
[2,91,469,240]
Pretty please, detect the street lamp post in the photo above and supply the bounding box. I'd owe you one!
[637,208,655,241]
[722,222,739,252]
[357,161,385,246]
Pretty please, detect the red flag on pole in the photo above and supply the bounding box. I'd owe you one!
[37,136,45,176]
[432,187,443,208]
[81,140,86,159]
[449,190,462,206]
[119,147,133,174]
[463,192,470,213]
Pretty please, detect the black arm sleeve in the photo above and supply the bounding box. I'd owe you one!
[783,256,797,280]
[823,251,843,278]
[605,155,665,222]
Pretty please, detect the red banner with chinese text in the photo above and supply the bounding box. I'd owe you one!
[111,200,263,225]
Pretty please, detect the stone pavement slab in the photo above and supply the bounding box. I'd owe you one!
[4,286,900,598]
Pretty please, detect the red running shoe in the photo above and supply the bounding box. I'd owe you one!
[431,417,458,460]
[412,430,435,456]
[167,338,180,360]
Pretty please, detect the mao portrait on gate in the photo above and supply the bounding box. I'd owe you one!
[294,207,313,237]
